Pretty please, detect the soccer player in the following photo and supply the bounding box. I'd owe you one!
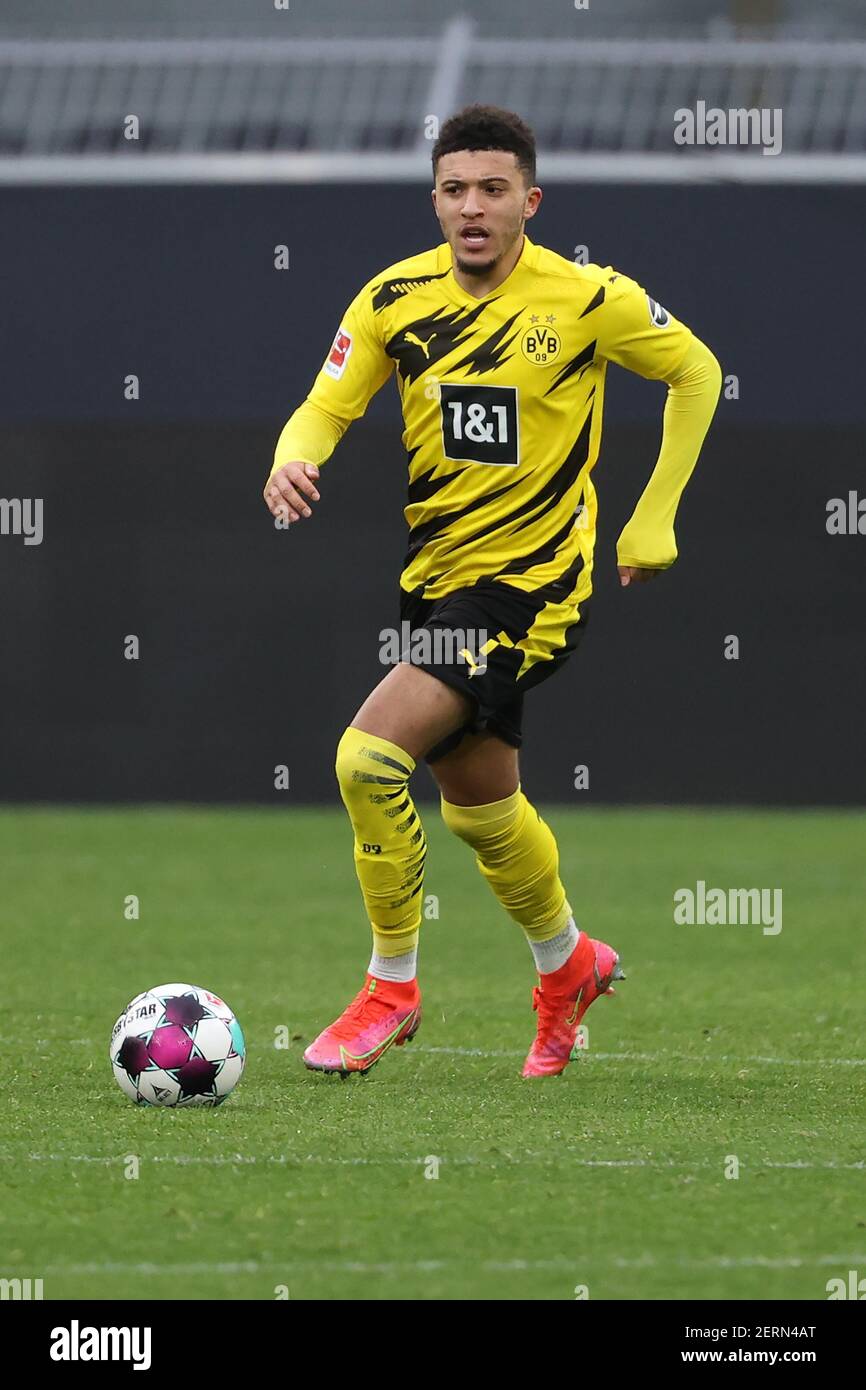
[263,105,721,1079]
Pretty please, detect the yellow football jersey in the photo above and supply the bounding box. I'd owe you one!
[271,234,698,602]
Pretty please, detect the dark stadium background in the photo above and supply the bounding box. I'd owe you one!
[2,183,863,804]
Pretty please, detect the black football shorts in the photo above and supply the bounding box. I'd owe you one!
[397,577,590,764]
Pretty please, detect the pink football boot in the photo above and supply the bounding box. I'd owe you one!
[303,974,421,1076]
[522,935,624,1078]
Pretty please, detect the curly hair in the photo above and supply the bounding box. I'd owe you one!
[432,104,537,188]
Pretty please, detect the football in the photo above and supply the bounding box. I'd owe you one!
[110,982,246,1107]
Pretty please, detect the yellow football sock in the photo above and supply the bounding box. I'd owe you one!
[440,785,572,942]
[335,727,426,958]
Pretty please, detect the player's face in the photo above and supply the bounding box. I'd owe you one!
[432,150,541,277]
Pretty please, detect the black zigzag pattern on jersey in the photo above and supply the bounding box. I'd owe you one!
[504,543,587,617]
[579,285,606,318]
[403,470,525,568]
[448,308,525,377]
[535,548,586,605]
[407,461,465,508]
[498,513,581,580]
[370,272,451,314]
[386,301,493,383]
[543,338,597,397]
[506,396,594,529]
[425,485,551,560]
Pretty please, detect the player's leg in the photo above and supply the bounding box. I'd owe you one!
[433,729,579,971]
[303,663,471,1076]
[432,729,624,1079]
[337,662,471,980]
[427,727,519,806]
[349,658,473,761]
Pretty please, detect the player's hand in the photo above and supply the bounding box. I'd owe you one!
[263,462,321,524]
[618,564,664,587]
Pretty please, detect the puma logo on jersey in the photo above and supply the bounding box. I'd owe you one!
[404,331,436,359]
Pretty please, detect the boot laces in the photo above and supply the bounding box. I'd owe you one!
[330,984,395,1042]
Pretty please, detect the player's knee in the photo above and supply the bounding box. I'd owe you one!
[335,725,412,805]
[440,788,522,848]
[334,726,363,798]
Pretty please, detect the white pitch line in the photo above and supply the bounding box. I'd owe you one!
[38,1252,866,1277]
[6,1039,866,1067]
[4,1039,866,1067]
[9,1152,866,1172]
[416,1046,866,1066]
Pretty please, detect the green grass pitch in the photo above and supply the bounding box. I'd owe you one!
[1,804,864,1301]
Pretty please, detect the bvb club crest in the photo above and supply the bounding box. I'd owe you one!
[520,323,561,364]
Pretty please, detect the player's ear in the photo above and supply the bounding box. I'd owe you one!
[524,186,542,219]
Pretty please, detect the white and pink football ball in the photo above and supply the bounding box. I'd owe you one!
[110,983,245,1107]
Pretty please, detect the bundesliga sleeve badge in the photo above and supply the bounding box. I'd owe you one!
[324,325,353,378]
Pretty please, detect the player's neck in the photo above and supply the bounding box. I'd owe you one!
[451,232,526,299]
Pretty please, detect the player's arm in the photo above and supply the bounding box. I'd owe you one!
[595,272,722,583]
[263,282,394,523]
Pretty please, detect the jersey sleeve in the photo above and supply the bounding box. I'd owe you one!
[595,270,695,381]
[615,335,722,569]
[270,281,394,477]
